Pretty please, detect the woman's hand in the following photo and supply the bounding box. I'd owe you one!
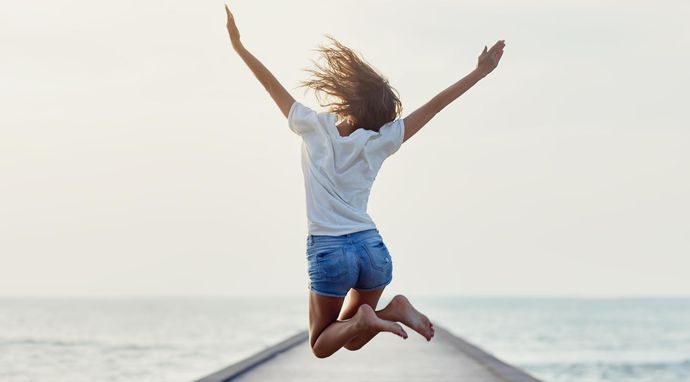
[222,3,295,118]
[476,40,505,77]
[225,3,241,50]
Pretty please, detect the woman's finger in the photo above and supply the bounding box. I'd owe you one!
[225,3,235,21]
[480,45,487,57]
[488,41,502,54]
[494,50,504,63]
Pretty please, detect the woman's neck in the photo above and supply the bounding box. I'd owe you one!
[336,121,357,137]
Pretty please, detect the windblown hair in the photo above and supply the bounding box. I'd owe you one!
[299,35,402,132]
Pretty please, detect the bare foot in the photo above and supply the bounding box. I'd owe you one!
[354,304,408,339]
[386,295,435,341]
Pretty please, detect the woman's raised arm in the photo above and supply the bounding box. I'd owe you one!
[402,40,505,143]
[225,3,295,118]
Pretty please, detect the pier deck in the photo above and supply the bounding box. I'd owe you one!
[196,325,542,382]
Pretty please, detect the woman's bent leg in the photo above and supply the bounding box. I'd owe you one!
[308,290,407,358]
[338,288,386,350]
[340,291,435,350]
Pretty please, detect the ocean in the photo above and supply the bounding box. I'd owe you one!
[1,297,688,382]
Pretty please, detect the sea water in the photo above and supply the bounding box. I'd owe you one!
[1,297,688,382]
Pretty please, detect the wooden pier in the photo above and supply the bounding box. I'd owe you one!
[195,324,543,382]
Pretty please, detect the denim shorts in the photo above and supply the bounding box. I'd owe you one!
[305,228,393,298]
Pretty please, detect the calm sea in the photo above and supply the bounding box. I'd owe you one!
[1,297,688,382]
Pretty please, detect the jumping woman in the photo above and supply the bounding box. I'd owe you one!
[224,3,505,358]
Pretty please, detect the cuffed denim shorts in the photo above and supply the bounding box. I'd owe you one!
[305,228,393,298]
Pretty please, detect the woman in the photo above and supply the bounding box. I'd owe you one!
[224,3,505,359]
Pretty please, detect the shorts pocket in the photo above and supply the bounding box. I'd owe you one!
[314,246,346,278]
[362,239,392,272]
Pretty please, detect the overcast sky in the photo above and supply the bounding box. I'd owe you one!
[1,0,688,297]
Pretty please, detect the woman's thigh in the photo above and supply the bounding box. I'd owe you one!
[307,291,344,348]
[338,287,386,321]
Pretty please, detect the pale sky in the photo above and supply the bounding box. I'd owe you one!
[1,0,688,297]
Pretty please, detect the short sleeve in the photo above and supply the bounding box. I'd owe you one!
[377,118,405,158]
[288,101,319,136]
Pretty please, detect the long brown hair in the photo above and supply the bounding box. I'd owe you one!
[299,35,402,132]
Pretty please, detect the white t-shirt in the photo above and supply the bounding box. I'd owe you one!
[288,101,405,236]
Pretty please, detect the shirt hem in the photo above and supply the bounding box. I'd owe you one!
[307,224,378,236]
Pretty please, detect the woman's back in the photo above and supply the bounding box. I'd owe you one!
[288,101,404,236]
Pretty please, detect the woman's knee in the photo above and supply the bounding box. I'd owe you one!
[343,340,364,351]
[309,340,333,359]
